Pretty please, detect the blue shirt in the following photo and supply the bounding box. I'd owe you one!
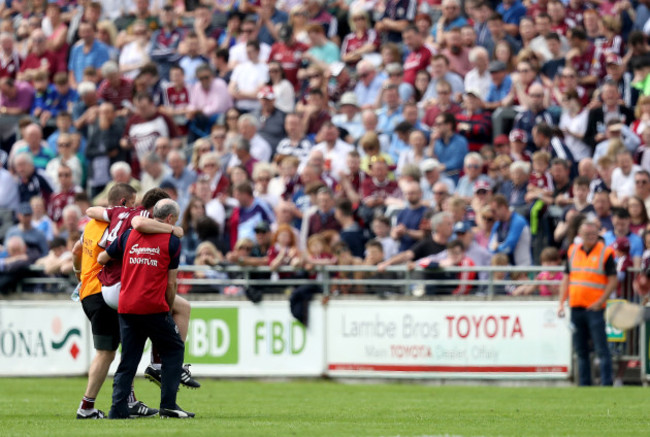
[257,9,289,45]
[486,75,513,103]
[489,211,532,265]
[496,1,527,25]
[354,75,383,107]
[603,231,643,259]
[179,55,209,86]
[434,134,468,182]
[387,133,410,163]
[376,105,404,135]
[396,205,429,252]
[308,41,340,65]
[68,40,110,83]
[431,16,469,38]
[237,199,275,242]
[46,87,79,117]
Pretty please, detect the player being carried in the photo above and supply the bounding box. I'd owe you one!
[73,184,163,419]
[87,186,200,390]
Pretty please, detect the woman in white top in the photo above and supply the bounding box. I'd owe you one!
[268,61,295,114]
[228,41,269,112]
[118,20,151,80]
[559,90,591,161]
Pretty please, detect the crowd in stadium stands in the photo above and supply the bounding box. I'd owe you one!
[2,0,650,296]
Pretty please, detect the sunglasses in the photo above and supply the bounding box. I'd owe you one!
[636,180,649,185]
[58,142,71,147]
[482,216,495,221]
[58,173,71,177]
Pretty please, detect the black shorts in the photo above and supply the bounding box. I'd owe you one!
[81,292,120,351]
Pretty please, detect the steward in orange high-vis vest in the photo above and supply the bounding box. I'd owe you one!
[558,220,617,386]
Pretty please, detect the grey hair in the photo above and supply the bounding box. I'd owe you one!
[77,81,97,96]
[62,204,82,218]
[110,161,131,177]
[510,160,531,175]
[237,113,260,130]
[234,137,251,153]
[430,211,453,233]
[144,152,162,164]
[468,46,488,63]
[100,61,119,76]
[153,198,180,220]
[14,152,34,167]
[168,149,186,162]
[464,152,483,167]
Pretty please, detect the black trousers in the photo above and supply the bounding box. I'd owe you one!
[109,312,184,418]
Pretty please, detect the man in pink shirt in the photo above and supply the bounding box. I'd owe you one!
[186,64,233,142]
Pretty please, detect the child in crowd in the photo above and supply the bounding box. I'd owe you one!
[268,224,302,280]
[189,241,227,294]
[35,237,71,276]
[512,247,563,296]
[417,240,477,295]
[332,241,364,294]
[490,253,511,295]
[363,239,398,294]
[371,215,399,260]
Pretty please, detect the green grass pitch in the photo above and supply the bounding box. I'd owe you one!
[2,377,650,436]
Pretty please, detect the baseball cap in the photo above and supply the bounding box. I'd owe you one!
[17,202,32,215]
[159,180,177,192]
[509,129,528,143]
[613,236,630,253]
[488,61,507,73]
[453,221,471,234]
[473,180,491,193]
[254,221,270,233]
[494,134,509,146]
[257,86,275,100]
[605,53,622,66]
[420,158,442,173]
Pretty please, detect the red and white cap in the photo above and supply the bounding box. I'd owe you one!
[605,53,623,66]
[257,86,275,100]
[473,179,491,193]
[509,129,528,143]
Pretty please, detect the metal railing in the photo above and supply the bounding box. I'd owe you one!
[12,264,568,297]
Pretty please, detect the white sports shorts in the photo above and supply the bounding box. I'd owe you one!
[102,282,122,310]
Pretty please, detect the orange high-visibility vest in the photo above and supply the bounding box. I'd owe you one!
[567,241,614,309]
[79,219,109,301]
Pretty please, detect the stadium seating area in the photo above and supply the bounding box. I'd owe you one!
[0,0,649,296]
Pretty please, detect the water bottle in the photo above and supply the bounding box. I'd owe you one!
[70,282,81,302]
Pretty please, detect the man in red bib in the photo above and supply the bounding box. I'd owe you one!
[101,199,193,419]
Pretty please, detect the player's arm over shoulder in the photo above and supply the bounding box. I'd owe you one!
[132,216,184,238]
[87,207,109,221]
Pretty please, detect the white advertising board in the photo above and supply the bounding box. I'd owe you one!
[0,302,91,376]
[326,301,572,379]
[110,301,325,377]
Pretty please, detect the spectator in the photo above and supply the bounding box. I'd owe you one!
[634,170,650,213]
[31,196,56,242]
[266,60,295,114]
[397,131,428,176]
[341,10,379,69]
[531,123,576,174]
[68,22,110,88]
[554,176,596,243]
[432,112,469,183]
[253,162,280,209]
[513,83,554,148]
[228,41,269,113]
[498,161,530,209]
[465,46,491,100]
[422,54,465,102]
[417,239,477,295]
[19,29,63,81]
[370,216,399,261]
[57,204,82,240]
[559,90,591,161]
[334,198,366,258]
[455,153,491,200]
[14,124,55,170]
[513,246,563,296]
[148,6,183,80]
[269,24,309,91]
[312,121,354,179]
[604,208,643,268]
[626,196,648,236]
[178,32,209,85]
[402,25,432,87]
[422,80,462,128]
[14,152,54,206]
[230,182,275,248]
[45,134,83,190]
[441,27,471,76]
[456,89,492,152]
[254,86,286,153]
[488,194,532,266]
[47,163,83,226]
[377,211,453,271]
[275,114,313,164]
[122,93,179,168]
[186,64,233,142]
[0,236,32,295]
[354,60,383,109]
[584,80,634,149]
[431,0,468,42]
[360,157,400,223]
[268,223,302,279]
[611,149,641,205]
[361,239,398,295]
[72,81,100,137]
[92,161,141,206]
[5,202,49,259]
[0,77,34,149]
[391,181,430,252]
[307,187,341,238]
